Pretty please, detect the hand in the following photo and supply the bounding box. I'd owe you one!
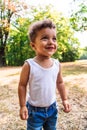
[62,100,71,113]
[19,106,28,120]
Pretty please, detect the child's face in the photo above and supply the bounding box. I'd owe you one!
[31,28,58,58]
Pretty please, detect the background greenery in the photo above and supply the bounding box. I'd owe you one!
[0,0,87,66]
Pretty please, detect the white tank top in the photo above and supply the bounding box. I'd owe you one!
[26,58,59,107]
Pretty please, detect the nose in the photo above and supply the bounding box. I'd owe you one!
[48,39,54,45]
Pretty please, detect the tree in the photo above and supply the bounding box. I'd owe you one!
[5,18,34,66]
[26,5,80,62]
[70,0,87,31]
[0,0,28,66]
[79,46,87,59]
[5,5,80,65]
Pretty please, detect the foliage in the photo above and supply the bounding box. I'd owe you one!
[5,5,80,65]
[0,0,28,66]
[79,47,87,59]
[52,15,80,61]
[70,0,87,31]
[5,18,35,66]
[0,0,14,66]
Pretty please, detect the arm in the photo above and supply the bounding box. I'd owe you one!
[57,63,71,113]
[18,62,30,120]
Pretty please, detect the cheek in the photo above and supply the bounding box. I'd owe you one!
[55,43,58,48]
[38,44,44,48]
[56,45,58,49]
[35,45,43,52]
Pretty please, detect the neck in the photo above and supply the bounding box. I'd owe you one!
[35,55,51,61]
[34,56,53,68]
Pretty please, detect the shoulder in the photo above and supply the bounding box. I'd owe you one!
[25,58,33,65]
[21,61,30,74]
[53,58,61,71]
[19,62,30,85]
[52,58,60,65]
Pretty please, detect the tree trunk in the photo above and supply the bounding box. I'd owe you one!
[0,45,6,66]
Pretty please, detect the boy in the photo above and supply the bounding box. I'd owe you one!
[18,19,71,130]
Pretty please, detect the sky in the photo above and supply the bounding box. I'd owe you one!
[26,0,73,16]
[25,0,87,47]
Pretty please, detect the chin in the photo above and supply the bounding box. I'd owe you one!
[48,52,55,56]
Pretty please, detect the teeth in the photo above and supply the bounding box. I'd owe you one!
[46,47,54,49]
[48,47,53,48]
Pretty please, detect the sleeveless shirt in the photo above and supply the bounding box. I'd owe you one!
[26,58,59,107]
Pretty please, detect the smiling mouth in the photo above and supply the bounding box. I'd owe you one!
[45,46,56,49]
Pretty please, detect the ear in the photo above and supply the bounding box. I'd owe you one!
[30,42,36,50]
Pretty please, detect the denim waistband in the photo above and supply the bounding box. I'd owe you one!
[27,102,56,112]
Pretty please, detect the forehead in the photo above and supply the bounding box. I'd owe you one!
[37,28,56,36]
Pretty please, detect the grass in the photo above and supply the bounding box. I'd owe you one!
[62,60,87,76]
[0,60,87,130]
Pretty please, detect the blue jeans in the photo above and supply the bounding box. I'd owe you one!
[26,102,58,130]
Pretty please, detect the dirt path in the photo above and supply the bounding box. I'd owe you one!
[0,67,21,86]
[0,61,87,130]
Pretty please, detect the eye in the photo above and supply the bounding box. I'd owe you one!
[41,36,48,40]
[53,37,57,42]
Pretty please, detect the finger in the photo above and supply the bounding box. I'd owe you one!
[20,112,27,120]
[25,110,28,120]
[63,104,71,113]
